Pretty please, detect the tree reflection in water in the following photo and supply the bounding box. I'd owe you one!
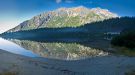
[9,39,108,60]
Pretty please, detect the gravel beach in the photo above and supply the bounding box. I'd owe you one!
[0,49,135,75]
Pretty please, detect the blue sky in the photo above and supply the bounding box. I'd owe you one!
[0,0,135,33]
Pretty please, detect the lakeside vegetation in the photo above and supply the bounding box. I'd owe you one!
[111,29,135,56]
[111,29,135,49]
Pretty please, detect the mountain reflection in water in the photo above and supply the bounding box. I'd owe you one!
[9,39,108,60]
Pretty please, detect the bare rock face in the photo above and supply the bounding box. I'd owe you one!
[7,6,118,32]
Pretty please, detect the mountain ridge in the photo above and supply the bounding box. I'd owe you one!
[7,6,118,32]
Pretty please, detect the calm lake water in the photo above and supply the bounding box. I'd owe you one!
[0,38,39,57]
[0,38,108,60]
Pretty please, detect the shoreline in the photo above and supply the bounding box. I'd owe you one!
[0,49,135,75]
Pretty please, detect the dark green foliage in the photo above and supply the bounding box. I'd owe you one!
[111,29,135,49]
[125,70,135,75]
[82,17,135,33]
[0,27,94,43]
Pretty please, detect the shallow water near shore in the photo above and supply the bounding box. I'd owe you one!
[0,38,39,57]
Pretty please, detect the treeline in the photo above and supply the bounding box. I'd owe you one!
[111,29,135,49]
[0,27,95,41]
[81,17,135,32]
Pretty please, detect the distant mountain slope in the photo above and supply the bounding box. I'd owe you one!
[7,6,118,32]
[2,17,135,40]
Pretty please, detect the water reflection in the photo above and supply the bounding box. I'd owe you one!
[9,39,108,60]
[0,38,39,57]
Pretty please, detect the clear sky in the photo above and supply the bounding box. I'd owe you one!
[0,0,135,33]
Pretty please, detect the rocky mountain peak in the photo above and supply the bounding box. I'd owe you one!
[91,7,118,17]
[54,6,118,17]
[7,6,118,32]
